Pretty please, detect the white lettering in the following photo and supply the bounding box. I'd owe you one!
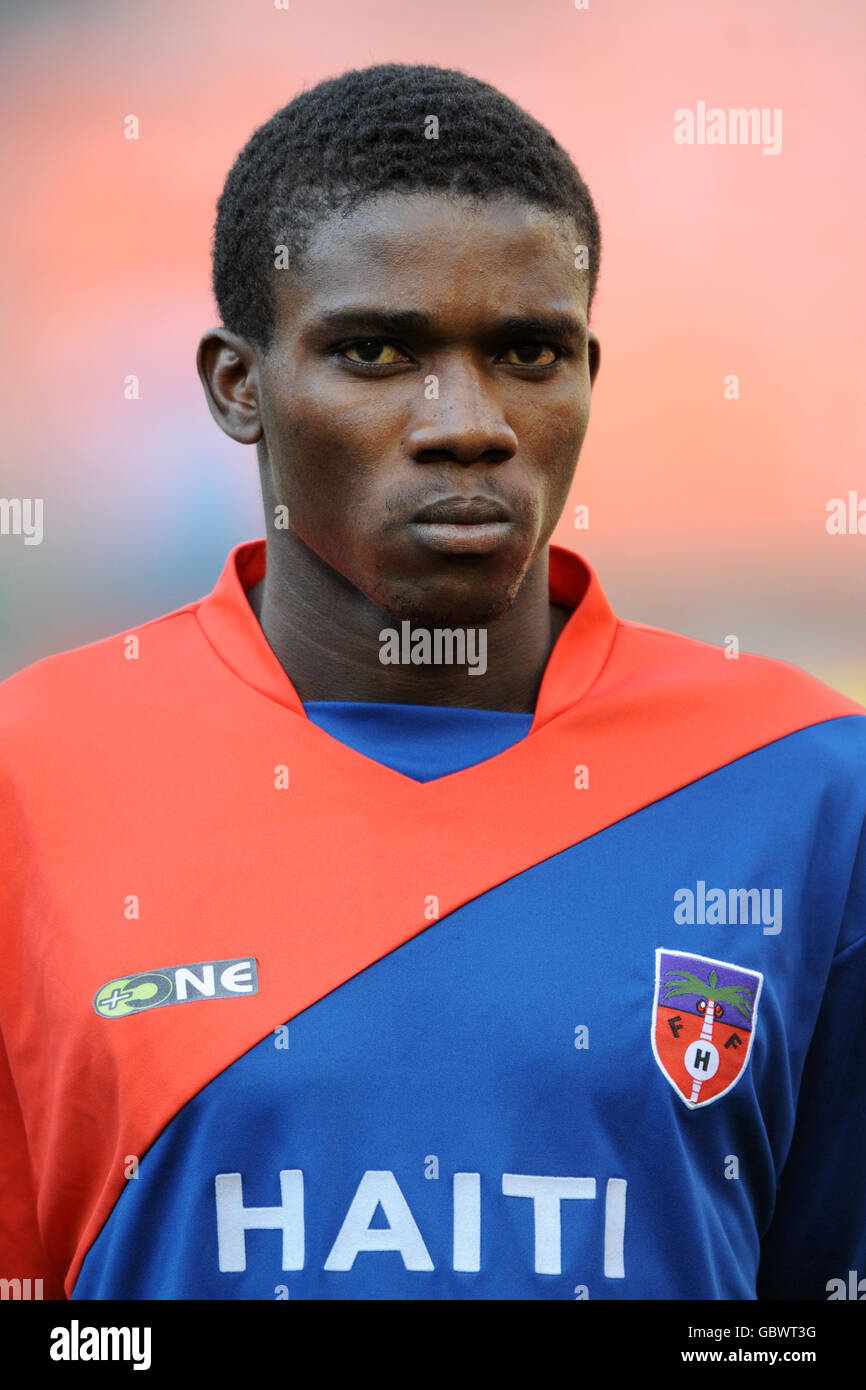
[324,1170,433,1272]
[221,960,255,992]
[452,1172,481,1272]
[215,1170,304,1272]
[603,1178,627,1277]
[174,965,215,1000]
[501,1174,596,1274]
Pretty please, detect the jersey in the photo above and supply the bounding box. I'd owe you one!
[1,538,864,1301]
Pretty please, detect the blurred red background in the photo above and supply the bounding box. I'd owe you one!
[1,0,863,697]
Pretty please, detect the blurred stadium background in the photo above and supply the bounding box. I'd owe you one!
[0,0,863,701]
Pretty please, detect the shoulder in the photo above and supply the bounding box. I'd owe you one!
[616,614,864,715]
[609,615,866,785]
[0,598,204,759]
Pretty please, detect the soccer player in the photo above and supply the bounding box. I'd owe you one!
[1,63,864,1302]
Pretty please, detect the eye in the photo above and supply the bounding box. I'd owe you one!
[500,343,561,367]
[338,339,411,366]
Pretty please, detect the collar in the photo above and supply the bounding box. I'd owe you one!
[195,539,619,732]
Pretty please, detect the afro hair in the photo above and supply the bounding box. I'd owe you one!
[212,62,602,351]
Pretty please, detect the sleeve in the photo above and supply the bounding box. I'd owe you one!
[0,702,66,1299]
[756,824,866,1301]
[0,1027,67,1300]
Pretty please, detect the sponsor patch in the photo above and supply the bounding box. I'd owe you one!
[94,957,258,1018]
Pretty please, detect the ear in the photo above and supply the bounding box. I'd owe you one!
[587,329,601,387]
[196,328,263,445]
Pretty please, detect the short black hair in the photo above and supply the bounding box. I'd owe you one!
[212,62,602,352]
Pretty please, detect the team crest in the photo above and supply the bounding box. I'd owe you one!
[652,949,763,1109]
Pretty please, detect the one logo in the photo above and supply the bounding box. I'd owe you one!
[94,957,258,1018]
[651,949,763,1109]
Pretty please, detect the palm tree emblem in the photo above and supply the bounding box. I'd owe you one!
[662,968,755,1031]
[661,967,756,1104]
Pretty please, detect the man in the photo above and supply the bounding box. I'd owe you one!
[1,63,864,1302]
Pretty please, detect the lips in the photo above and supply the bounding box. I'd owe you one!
[411,496,512,525]
[408,495,514,555]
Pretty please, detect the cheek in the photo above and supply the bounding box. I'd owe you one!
[531,394,590,489]
[275,368,395,446]
[264,394,400,549]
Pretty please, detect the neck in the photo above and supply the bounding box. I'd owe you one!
[246,536,571,713]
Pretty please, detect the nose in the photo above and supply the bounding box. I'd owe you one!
[405,360,518,465]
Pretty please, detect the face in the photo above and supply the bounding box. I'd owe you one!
[204,191,599,626]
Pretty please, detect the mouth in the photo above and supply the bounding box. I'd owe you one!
[411,496,512,525]
[409,495,515,554]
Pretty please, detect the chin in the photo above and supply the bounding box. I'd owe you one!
[369,565,525,629]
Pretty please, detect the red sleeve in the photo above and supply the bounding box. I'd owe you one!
[0,1030,66,1300]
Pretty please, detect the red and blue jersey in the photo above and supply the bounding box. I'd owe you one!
[1,540,864,1300]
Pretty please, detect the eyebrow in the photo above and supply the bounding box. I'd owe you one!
[495,314,585,343]
[315,309,432,336]
[311,308,586,342]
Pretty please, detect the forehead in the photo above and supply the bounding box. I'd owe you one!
[271,191,587,337]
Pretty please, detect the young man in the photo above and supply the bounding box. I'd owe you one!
[1,64,864,1302]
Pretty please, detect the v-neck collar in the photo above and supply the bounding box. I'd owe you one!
[194,538,620,742]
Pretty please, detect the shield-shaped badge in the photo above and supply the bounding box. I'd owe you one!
[652,949,763,1109]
